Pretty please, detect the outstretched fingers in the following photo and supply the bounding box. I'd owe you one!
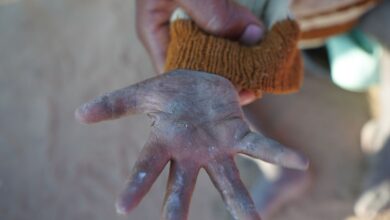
[116,140,170,215]
[75,79,160,123]
[235,131,309,170]
[162,161,199,220]
[206,158,261,220]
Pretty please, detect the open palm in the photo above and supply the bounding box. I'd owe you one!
[76,70,308,220]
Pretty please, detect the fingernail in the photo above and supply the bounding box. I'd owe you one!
[115,201,128,215]
[239,24,263,45]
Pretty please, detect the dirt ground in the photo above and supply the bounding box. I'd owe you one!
[0,1,388,220]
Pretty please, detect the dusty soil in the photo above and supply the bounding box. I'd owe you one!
[0,0,389,220]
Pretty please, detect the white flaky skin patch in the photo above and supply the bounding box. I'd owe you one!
[170,0,293,28]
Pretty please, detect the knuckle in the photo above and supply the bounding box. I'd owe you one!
[203,2,243,38]
[206,11,235,34]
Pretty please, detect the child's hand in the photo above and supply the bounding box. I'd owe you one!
[136,0,264,73]
[75,70,308,220]
[136,0,265,105]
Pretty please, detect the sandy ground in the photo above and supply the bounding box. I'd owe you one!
[0,1,389,220]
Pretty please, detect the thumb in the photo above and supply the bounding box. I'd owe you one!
[177,0,264,45]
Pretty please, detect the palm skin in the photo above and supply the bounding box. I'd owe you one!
[75,70,308,220]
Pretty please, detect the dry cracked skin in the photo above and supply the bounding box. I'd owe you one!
[75,70,309,220]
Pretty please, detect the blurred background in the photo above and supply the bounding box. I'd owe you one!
[0,0,389,220]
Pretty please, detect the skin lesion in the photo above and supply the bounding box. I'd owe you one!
[76,70,309,220]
